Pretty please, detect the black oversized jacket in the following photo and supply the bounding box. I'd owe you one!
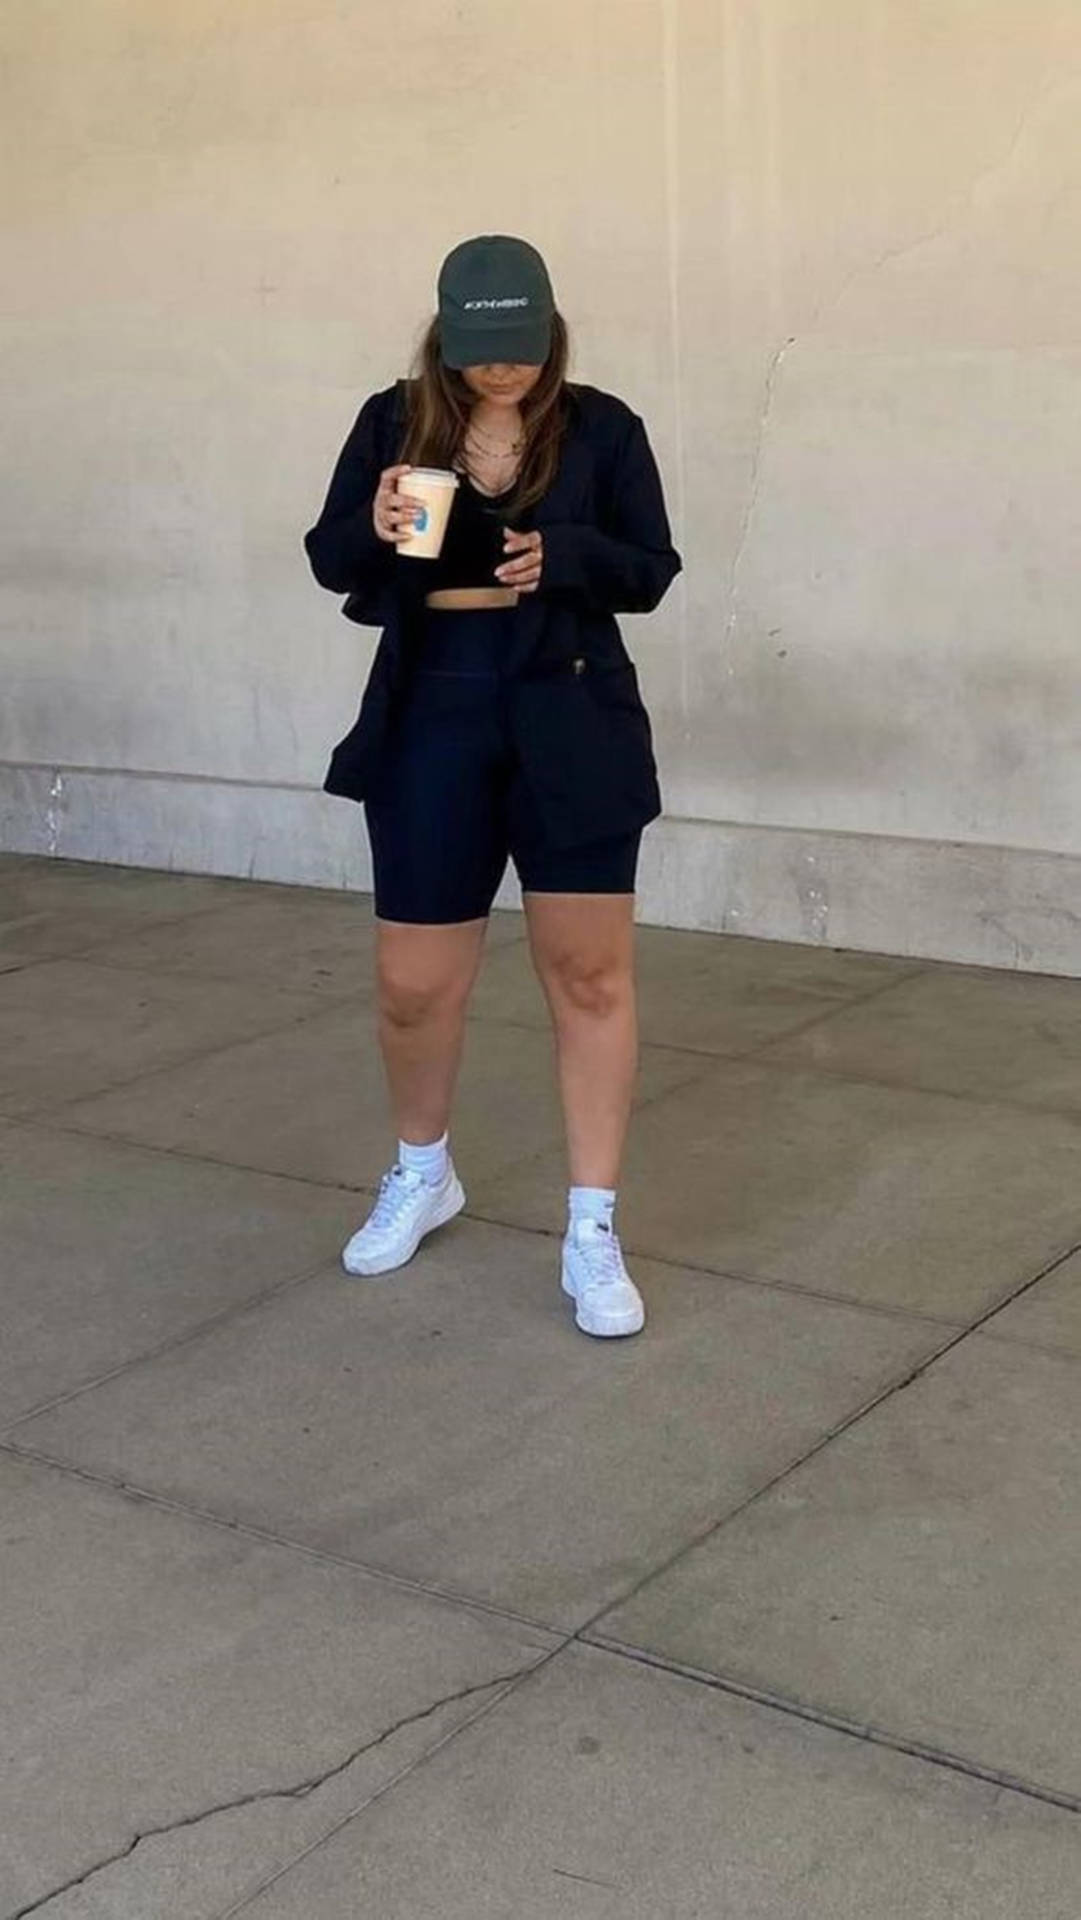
[303,380,682,848]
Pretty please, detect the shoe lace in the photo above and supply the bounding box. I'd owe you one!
[369,1164,424,1231]
[576,1220,625,1289]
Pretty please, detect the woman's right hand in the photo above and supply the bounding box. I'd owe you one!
[372,464,423,544]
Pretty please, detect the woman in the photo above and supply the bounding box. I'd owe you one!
[304,234,681,1338]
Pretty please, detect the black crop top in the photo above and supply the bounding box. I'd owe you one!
[423,471,520,591]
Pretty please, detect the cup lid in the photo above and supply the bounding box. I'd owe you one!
[407,467,459,485]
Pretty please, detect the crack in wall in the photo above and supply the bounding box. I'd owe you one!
[723,334,797,655]
[792,849,830,944]
[8,1663,537,1919]
[805,65,1079,338]
[719,64,1076,672]
[44,771,62,858]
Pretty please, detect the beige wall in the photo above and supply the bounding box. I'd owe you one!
[3,1,1080,967]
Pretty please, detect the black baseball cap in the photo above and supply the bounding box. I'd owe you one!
[437,234,555,370]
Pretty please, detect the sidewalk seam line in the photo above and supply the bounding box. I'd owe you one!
[0,1255,342,1437]
[0,1439,561,1640]
[575,1232,1081,1636]
[1,959,374,1124]
[576,1638,1081,1815]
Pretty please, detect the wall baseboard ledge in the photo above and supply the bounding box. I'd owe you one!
[2,762,1080,975]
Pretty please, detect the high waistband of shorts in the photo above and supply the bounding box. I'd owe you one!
[416,604,517,677]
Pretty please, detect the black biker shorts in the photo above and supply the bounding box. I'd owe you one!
[364,609,641,924]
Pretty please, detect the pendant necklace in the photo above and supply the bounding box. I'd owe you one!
[467,418,524,455]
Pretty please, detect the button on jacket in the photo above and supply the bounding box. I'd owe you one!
[303,379,682,850]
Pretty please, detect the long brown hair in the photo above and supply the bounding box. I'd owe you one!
[398,311,570,515]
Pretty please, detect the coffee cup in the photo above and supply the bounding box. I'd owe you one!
[398,468,459,559]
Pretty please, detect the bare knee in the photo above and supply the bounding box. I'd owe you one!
[540,949,632,1021]
[378,963,470,1031]
[376,922,483,1033]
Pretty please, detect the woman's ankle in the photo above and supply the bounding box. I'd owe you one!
[398,1131,451,1186]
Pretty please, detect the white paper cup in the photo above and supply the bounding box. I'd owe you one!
[398,467,459,559]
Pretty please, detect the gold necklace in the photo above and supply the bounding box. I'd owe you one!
[464,441,520,467]
[467,420,524,455]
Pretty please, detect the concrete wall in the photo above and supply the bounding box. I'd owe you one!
[3,1,1080,970]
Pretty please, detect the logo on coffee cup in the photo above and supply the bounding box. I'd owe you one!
[415,506,429,532]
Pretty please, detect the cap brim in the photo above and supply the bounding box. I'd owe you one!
[440,320,552,370]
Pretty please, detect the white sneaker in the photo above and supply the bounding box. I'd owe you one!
[561,1218,645,1338]
[341,1163,466,1277]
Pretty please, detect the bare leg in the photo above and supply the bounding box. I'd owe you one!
[523,893,637,1188]
[376,918,488,1144]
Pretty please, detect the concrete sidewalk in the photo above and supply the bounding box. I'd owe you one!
[2,851,1080,1917]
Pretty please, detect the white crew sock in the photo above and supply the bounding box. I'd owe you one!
[399,1132,450,1187]
[568,1185,617,1234]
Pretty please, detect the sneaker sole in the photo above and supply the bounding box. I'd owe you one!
[342,1178,466,1278]
[561,1256,645,1339]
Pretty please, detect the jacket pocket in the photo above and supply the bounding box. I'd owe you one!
[511,659,661,848]
[582,657,646,714]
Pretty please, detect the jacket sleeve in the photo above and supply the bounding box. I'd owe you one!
[303,393,396,595]
[538,412,682,614]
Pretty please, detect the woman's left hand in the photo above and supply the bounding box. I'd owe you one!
[495,528,543,593]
